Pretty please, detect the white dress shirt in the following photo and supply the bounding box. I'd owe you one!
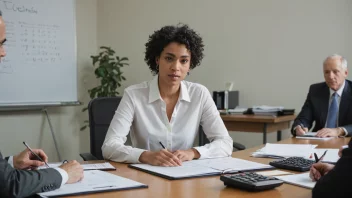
[7,156,68,186]
[102,76,233,163]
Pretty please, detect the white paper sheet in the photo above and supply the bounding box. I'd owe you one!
[314,149,340,163]
[38,162,116,170]
[130,157,273,179]
[38,170,147,197]
[296,132,335,140]
[276,173,316,189]
[252,143,317,159]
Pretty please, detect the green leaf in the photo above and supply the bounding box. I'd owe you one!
[91,56,99,65]
[97,67,106,77]
[100,46,110,50]
[120,57,129,61]
[84,120,89,123]
[121,76,126,80]
[82,107,88,112]
[80,125,87,131]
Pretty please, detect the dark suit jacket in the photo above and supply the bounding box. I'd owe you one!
[292,80,352,136]
[0,151,62,198]
[312,139,352,197]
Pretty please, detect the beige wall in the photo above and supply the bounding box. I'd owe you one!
[97,0,352,147]
[0,0,97,161]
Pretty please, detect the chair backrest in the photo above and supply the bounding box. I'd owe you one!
[198,126,210,146]
[88,97,122,160]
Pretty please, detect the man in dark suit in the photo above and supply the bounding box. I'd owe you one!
[292,54,352,137]
[0,10,84,197]
[310,140,352,197]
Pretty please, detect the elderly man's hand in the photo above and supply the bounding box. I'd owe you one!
[316,128,343,137]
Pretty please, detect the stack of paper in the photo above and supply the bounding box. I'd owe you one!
[252,105,284,116]
[252,143,317,159]
[227,107,247,115]
[276,173,316,189]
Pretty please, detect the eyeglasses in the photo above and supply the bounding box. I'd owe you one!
[0,38,7,47]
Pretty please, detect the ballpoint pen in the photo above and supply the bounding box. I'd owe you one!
[159,142,166,149]
[314,150,328,163]
[23,141,50,168]
[300,124,307,132]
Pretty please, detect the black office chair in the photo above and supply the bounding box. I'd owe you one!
[198,126,246,151]
[80,97,245,161]
[80,97,123,161]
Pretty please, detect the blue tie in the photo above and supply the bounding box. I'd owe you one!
[326,93,338,128]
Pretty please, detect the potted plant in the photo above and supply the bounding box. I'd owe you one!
[80,46,129,131]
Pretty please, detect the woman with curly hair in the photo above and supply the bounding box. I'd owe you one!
[102,24,233,166]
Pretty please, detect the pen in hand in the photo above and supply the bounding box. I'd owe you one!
[314,150,328,163]
[300,124,307,133]
[23,141,50,168]
[159,142,166,149]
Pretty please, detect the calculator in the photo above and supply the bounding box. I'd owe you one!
[269,157,315,172]
[220,172,283,191]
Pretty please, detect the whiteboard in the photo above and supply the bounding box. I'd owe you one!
[0,0,77,107]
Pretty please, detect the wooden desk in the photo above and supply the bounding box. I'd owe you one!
[220,114,296,144]
[67,137,349,198]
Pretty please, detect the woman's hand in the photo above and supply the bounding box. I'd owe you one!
[139,149,182,166]
[173,148,200,162]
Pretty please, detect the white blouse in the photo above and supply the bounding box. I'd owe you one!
[102,76,233,163]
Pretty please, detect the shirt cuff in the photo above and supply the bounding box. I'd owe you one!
[193,146,208,159]
[7,156,14,168]
[342,145,349,149]
[134,148,148,163]
[340,127,348,136]
[54,168,69,186]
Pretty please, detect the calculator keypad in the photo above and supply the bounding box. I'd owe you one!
[269,157,315,172]
[220,172,283,191]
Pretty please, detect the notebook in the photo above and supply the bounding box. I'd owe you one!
[129,157,274,180]
[38,170,147,197]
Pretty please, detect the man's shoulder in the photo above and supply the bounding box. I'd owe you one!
[309,82,327,90]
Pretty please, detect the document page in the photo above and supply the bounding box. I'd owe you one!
[252,143,317,158]
[130,157,273,179]
[39,162,116,170]
[296,132,335,140]
[276,173,316,189]
[191,157,273,172]
[314,149,340,163]
[131,161,221,178]
[38,170,147,197]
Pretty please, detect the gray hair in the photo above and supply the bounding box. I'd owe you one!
[324,54,348,69]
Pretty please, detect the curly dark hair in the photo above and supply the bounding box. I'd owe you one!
[144,24,204,74]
